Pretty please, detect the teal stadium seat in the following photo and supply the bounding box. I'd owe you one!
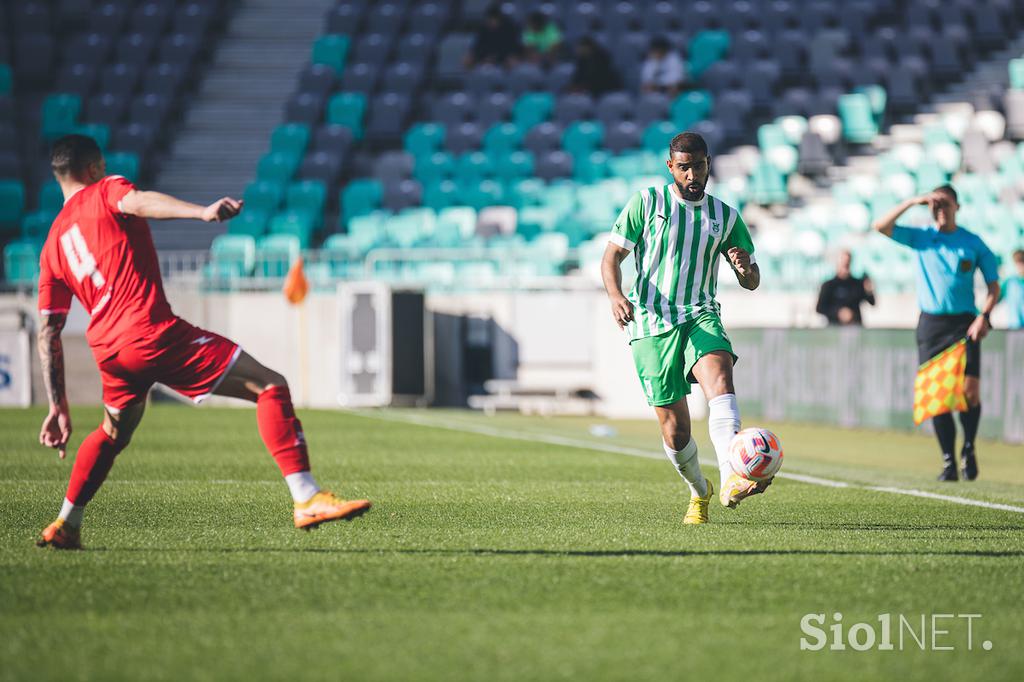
[256,234,300,278]
[208,234,256,281]
[1010,59,1024,90]
[41,94,81,140]
[573,150,610,183]
[346,212,389,253]
[493,150,535,182]
[506,177,544,209]
[105,152,139,182]
[271,123,311,156]
[404,123,446,157]
[853,85,887,120]
[483,122,524,153]
[269,210,316,248]
[642,121,677,155]
[414,151,456,184]
[311,34,349,75]
[513,92,554,130]
[257,152,301,183]
[455,152,496,184]
[3,239,40,285]
[688,31,730,79]
[75,123,110,150]
[458,179,503,210]
[322,233,360,278]
[39,182,64,214]
[562,121,604,157]
[20,210,58,240]
[227,208,270,238]
[243,180,285,214]
[387,208,435,248]
[422,179,460,212]
[757,123,789,151]
[341,178,383,222]
[671,90,713,130]
[749,160,788,205]
[837,93,878,144]
[286,180,327,229]
[0,179,25,232]
[326,92,366,139]
[0,64,11,94]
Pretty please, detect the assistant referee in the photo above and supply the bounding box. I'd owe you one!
[873,185,1000,482]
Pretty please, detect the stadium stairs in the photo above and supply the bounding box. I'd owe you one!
[153,0,334,251]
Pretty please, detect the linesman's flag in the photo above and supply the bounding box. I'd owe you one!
[913,339,968,425]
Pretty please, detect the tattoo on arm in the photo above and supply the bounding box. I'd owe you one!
[38,314,68,406]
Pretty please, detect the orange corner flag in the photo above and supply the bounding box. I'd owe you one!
[913,339,968,425]
[283,257,309,305]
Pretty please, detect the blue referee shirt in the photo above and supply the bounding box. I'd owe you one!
[891,225,999,315]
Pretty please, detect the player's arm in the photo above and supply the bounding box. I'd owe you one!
[871,194,935,237]
[601,243,634,329]
[38,312,72,459]
[968,244,1002,340]
[727,249,760,290]
[118,190,243,223]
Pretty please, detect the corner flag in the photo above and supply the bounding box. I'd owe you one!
[283,257,309,305]
[912,339,968,425]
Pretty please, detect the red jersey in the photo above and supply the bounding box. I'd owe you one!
[38,175,176,362]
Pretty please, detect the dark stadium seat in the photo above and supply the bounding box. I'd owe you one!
[340,63,379,94]
[553,94,594,126]
[299,151,345,188]
[634,93,671,128]
[299,64,337,99]
[86,93,129,128]
[395,33,435,65]
[476,92,514,130]
[382,179,424,212]
[604,120,642,154]
[313,124,356,157]
[365,92,411,141]
[15,34,56,84]
[535,150,573,180]
[54,63,98,98]
[445,121,484,155]
[285,92,326,126]
[353,33,394,66]
[131,2,173,34]
[523,122,564,156]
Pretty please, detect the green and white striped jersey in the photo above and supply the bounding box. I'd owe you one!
[609,185,755,341]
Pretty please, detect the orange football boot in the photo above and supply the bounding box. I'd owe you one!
[36,519,83,550]
[294,491,371,530]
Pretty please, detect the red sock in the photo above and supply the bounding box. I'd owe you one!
[256,386,310,476]
[66,427,124,506]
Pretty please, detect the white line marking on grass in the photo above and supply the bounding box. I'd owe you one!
[351,410,1024,515]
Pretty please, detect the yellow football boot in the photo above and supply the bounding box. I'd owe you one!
[683,481,714,524]
[720,473,773,509]
[294,491,371,530]
[36,519,83,550]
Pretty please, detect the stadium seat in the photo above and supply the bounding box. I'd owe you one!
[311,34,349,75]
[38,182,64,214]
[341,178,383,222]
[2,239,40,285]
[437,206,477,241]
[257,152,300,183]
[20,210,57,241]
[326,92,367,139]
[422,179,460,211]
[345,212,389,252]
[671,90,713,130]
[269,210,316,248]
[837,93,878,143]
[455,152,496,184]
[105,151,139,182]
[688,30,731,79]
[256,234,300,278]
[493,151,535,182]
[41,94,82,140]
[286,180,327,229]
[0,64,11,94]
[562,121,605,157]
[483,123,524,154]
[641,121,677,155]
[243,180,285,215]
[0,179,25,232]
[404,123,445,157]
[208,234,256,280]
[513,92,554,130]
[227,209,270,238]
[270,123,311,156]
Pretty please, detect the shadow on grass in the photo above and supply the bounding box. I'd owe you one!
[87,547,1024,558]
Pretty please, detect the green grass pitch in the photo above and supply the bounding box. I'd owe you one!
[1,405,1023,681]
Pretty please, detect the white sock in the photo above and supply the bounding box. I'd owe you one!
[663,439,708,497]
[58,498,84,528]
[707,393,741,488]
[285,471,320,503]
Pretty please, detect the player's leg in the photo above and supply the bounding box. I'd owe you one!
[38,401,146,549]
[690,349,739,488]
[958,338,982,480]
[211,349,371,527]
[632,327,711,521]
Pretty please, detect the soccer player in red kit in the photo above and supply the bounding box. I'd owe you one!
[35,135,371,549]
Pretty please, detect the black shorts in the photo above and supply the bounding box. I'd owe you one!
[916,312,980,377]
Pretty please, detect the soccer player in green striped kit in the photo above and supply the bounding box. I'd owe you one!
[601,132,771,524]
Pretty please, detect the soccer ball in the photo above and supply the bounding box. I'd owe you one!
[729,428,783,481]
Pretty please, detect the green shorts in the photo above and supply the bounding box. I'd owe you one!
[630,311,737,407]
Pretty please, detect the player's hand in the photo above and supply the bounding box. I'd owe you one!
[200,197,243,223]
[967,314,990,342]
[727,247,752,276]
[610,295,634,330]
[39,403,72,459]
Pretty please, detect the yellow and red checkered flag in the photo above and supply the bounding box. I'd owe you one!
[913,339,968,425]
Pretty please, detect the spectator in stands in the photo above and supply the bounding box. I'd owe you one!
[465,4,523,69]
[999,249,1024,329]
[815,249,875,326]
[640,36,687,96]
[522,11,562,66]
[569,36,621,96]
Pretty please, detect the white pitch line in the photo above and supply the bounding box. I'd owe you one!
[350,409,1024,515]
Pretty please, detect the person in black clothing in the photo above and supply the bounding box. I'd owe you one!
[569,35,622,96]
[815,249,875,325]
[465,4,523,68]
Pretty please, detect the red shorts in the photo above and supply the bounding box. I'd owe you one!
[98,318,241,411]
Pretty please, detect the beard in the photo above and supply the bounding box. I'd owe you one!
[678,180,706,201]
